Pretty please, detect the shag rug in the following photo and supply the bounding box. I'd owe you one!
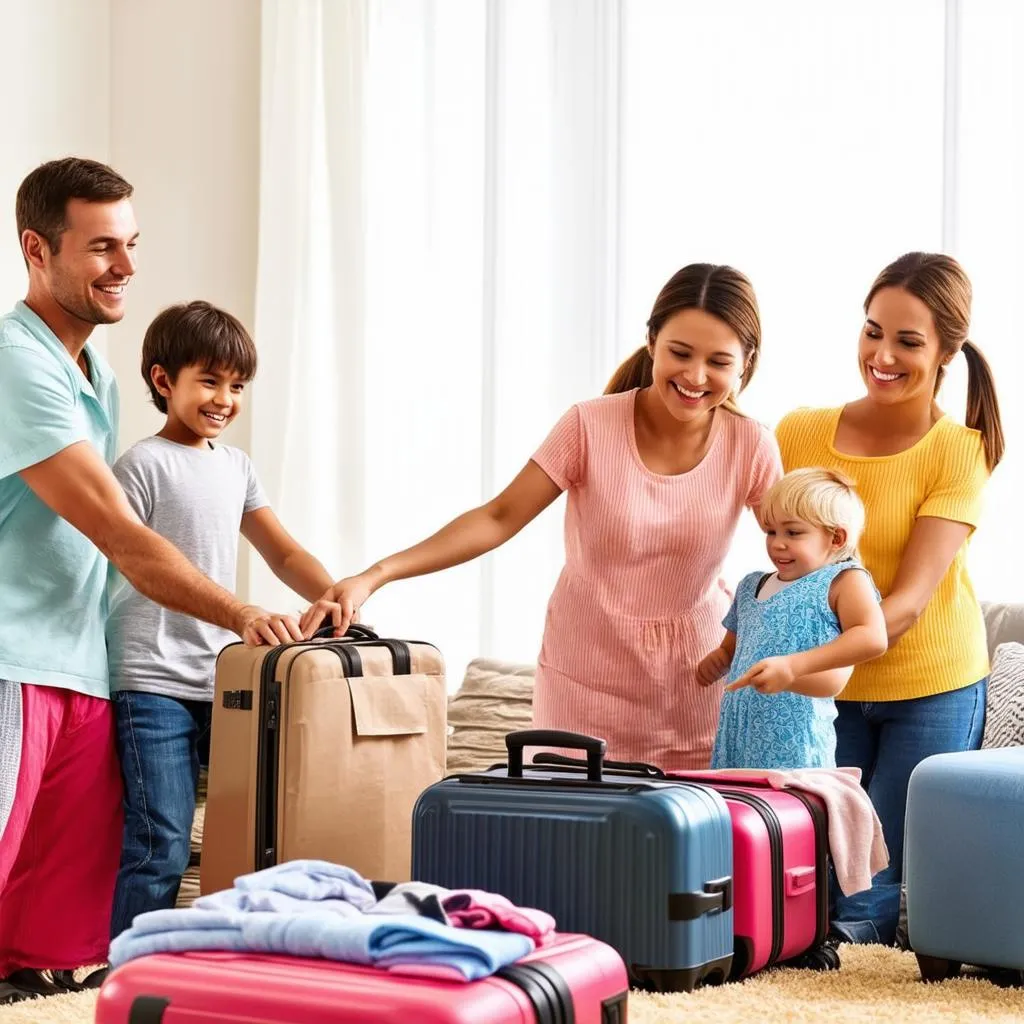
[3,945,1021,1023]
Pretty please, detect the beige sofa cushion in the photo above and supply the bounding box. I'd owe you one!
[981,602,1024,662]
[446,658,535,773]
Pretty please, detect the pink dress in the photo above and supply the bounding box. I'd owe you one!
[531,389,781,770]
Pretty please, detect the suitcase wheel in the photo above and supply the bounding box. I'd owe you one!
[916,954,961,983]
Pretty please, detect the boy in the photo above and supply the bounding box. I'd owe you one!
[107,300,335,937]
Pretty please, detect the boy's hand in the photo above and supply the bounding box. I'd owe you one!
[696,646,732,686]
[726,655,795,695]
[300,573,375,637]
[235,604,304,646]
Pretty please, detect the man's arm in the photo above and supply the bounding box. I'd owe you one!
[20,442,301,645]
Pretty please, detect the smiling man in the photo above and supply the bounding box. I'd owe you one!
[0,158,302,1004]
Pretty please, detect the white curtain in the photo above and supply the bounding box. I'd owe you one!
[252,0,1022,688]
[250,0,368,619]
[954,0,1024,599]
[252,0,626,682]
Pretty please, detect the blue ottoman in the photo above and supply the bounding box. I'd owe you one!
[905,747,1024,982]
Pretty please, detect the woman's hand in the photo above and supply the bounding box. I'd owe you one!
[726,655,796,695]
[300,573,377,637]
[697,645,733,686]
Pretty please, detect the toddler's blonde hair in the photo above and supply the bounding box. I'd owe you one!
[758,467,865,562]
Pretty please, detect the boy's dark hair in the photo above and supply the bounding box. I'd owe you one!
[16,157,133,253]
[142,301,258,413]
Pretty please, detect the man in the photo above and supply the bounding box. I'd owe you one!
[0,158,301,1004]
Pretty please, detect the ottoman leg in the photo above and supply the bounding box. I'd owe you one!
[986,967,1024,988]
[916,954,961,982]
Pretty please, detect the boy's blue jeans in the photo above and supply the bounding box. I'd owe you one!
[829,679,987,946]
[109,691,211,939]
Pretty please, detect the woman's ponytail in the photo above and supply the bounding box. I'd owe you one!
[962,340,1004,471]
[604,345,653,395]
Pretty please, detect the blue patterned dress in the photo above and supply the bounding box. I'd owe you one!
[711,560,871,770]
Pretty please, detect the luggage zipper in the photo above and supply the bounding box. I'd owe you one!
[254,646,287,870]
[717,789,785,967]
[785,790,830,947]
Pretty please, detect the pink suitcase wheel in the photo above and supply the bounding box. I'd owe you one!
[785,942,840,972]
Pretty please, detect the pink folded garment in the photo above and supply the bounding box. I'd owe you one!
[670,766,889,897]
[442,890,556,945]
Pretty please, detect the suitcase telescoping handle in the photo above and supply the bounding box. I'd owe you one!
[505,730,607,782]
[311,622,379,641]
[532,751,667,779]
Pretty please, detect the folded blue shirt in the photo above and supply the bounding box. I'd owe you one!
[195,887,363,918]
[109,926,247,966]
[109,910,533,981]
[240,912,533,980]
[233,860,376,909]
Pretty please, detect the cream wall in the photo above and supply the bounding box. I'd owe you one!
[2,0,262,597]
[107,0,261,453]
[108,0,262,595]
[1,0,113,352]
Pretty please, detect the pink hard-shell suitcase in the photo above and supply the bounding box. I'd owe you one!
[94,932,629,1024]
[666,771,836,978]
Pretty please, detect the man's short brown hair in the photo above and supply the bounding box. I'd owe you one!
[16,157,134,254]
[142,301,258,414]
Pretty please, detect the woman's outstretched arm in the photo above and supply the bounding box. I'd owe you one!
[300,460,563,635]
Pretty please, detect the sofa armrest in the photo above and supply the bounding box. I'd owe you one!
[982,602,1024,662]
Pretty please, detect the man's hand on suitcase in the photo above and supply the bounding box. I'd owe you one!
[236,604,305,646]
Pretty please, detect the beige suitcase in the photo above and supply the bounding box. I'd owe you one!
[201,626,446,895]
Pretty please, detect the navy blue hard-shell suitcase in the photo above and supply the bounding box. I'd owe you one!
[411,730,734,992]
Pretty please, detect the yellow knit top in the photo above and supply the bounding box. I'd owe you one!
[776,407,990,702]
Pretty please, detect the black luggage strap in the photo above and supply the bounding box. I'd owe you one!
[496,961,574,1024]
[128,995,170,1023]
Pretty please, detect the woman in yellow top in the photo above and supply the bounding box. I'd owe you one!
[777,252,1004,946]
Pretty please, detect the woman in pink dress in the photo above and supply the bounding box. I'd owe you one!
[303,264,781,769]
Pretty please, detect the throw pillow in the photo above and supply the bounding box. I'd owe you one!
[981,641,1024,749]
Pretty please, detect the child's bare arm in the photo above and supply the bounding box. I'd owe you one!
[786,665,853,698]
[697,630,737,686]
[727,570,886,696]
[786,570,887,691]
[242,507,335,603]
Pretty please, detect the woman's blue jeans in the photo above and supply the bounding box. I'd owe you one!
[830,679,987,945]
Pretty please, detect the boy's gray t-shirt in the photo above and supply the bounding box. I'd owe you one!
[107,435,269,700]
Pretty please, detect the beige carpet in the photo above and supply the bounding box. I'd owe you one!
[2,946,1021,1023]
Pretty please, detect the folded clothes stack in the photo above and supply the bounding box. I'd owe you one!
[446,659,535,772]
[109,860,555,982]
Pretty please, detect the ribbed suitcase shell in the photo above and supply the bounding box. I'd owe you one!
[906,747,1024,980]
[94,933,629,1024]
[412,733,734,991]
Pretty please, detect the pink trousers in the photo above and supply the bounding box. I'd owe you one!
[0,683,123,975]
